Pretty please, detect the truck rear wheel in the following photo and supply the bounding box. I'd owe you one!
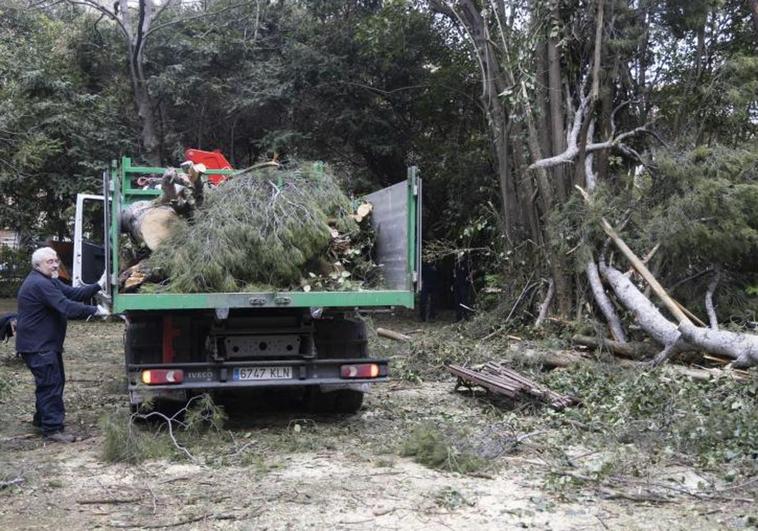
[333,389,364,414]
[306,387,364,414]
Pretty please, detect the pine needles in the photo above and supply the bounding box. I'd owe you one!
[147,161,369,292]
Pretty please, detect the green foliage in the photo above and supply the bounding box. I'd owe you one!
[401,424,488,474]
[644,144,758,269]
[0,246,28,298]
[0,2,133,240]
[101,394,228,464]
[545,365,758,469]
[635,143,758,318]
[184,394,228,436]
[148,161,376,292]
[100,409,175,464]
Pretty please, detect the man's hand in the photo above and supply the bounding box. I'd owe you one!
[95,291,112,306]
[97,270,108,290]
[94,304,111,317]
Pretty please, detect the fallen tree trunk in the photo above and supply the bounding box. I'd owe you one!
[572,335,654,360]
[509,348,747,382]
[120,201,180,251]
[586,259,627,343]
[599,261,692,364]
[678,322,758,369]
[376,328,411,342]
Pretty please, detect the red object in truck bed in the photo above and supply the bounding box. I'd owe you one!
[184,148,233,185]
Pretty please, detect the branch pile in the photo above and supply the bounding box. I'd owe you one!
[574,186,758,369]
[122,162,381,293]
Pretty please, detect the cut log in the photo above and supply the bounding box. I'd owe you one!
[118,260,156,292]
[120,201,181,251]
[571,335,655,360]
[351,202,374,223]
[376,327,411,342]
[678,322,758,368]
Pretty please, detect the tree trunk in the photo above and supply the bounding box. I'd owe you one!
[133,78,160,165]
[586,258,626,342]
[534,39,552,157]
[120,200,180,251]
[750,0,758,36]
[511,131,541,244]
[599,261,691,363]
[572,335,653,360]
[678,323,758,368]
[705,266,721,330]
[547,6,567,201]
[535,279,555,328]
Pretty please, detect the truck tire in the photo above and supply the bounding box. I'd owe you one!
[333,389,364,414]
[306,387,364,414]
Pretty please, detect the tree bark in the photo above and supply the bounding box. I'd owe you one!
[705,266,721,330]
[120,200,180,251]
[678,322,758,368]
[750,0,758,36]
[512,134,541,244]
[429,0,517,241]
[572,335,654,360]
[599,261,691,364]
[547,4,567,201]
[535,279,555,328]
[586,258,626,343]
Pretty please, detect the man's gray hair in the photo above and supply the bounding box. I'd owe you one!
[31,247,58,268]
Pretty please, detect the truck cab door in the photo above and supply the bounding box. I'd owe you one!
[72,193,105,287]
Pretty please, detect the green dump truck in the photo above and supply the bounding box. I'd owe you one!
[74,157,421,412]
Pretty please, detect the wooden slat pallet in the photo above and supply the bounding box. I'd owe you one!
[447,363,579,411]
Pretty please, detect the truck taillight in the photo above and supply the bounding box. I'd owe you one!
[141,369,184,385]
[340,363,380,379]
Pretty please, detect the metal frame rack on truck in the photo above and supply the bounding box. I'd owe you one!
[81,157,421,413]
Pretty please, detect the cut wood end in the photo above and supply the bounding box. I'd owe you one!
[140,208,180,251]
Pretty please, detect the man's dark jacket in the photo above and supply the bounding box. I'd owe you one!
[16,270,100,353]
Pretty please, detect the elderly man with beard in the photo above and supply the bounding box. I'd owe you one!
[16,247,109,443]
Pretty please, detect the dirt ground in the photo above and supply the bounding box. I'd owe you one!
[0,316,755,530]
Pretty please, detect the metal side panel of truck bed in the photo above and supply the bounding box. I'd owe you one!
[108,158,421,313]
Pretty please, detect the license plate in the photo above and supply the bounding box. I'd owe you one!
[233,366,292,381]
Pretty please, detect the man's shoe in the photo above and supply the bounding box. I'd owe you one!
[43,431,76,443]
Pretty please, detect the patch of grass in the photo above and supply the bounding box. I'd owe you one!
[100,377,127,396]
[400,424,488,475]
[433,486,475,510]
[102,394,230,464]
[100,409,176,464]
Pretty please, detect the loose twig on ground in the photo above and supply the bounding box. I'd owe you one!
[0,477,24,489]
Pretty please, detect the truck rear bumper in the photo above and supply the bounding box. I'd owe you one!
[126,357,389,393]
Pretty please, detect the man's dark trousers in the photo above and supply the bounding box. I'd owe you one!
[22,351,65,434]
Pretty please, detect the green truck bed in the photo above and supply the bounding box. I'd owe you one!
[107,157,421,313]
